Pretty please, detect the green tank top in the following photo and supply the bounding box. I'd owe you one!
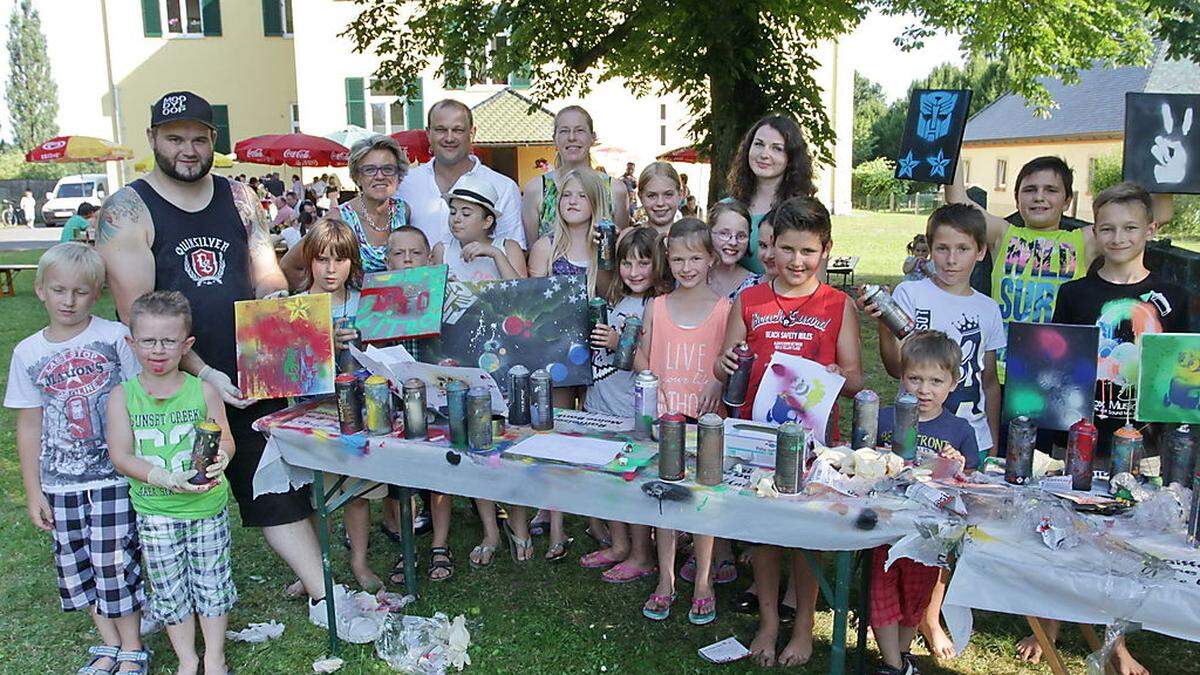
[122,374,228,519]
[990,224,1087,382]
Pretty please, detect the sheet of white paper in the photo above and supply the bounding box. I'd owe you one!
[751,352,845,444]
[350,344,508,416]
[505,433,628,467]
[698,636,750,663]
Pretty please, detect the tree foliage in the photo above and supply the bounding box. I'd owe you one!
[1088,151,1124,195]
[5,0,57,151]
[852,73,887,165]
[851,157,908,200]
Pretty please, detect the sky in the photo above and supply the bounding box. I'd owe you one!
[847,12,964,101]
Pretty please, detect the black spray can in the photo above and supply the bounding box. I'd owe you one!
[530,368,554,430]
[507,365,531,426]
[335,373,363,434]
[466,386,493,451]
[892,392,920,461]
[402,378,427,440]
[613,316,642,371]
[721,342,755,408]
[1005,416,1037,485]
[696,413,725,486]
[1164,424,1195,487]
[334,316,360,375]
[445,379,468,449]
[597,219,617,271]
[588,298,608,350]
[658,412,686,482]
[774,421,808,495]
[189,420,222,485]
[852,389,880,449]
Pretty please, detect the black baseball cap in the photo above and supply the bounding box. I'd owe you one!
[150,91,216,130]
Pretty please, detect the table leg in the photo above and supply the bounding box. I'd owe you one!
[1079,625,1118,675]
[828,551,853,675]
[399,487,417,597]
[854,549,871,675]
[0,269,13,297]
[1026,616,1068,675]
[311,470,340,656]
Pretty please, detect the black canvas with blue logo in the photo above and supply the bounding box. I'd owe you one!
[894,89,973,185]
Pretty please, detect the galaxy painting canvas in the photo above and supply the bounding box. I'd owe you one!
[235,294,336,399]
[358,265,447,342]
[422,275,593,388]
[1136,333,1200,424]
[1123,93,1200,194]
[894,88,973,185]
[1002,321,1099,431]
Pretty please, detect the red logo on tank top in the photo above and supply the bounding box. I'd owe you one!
[175,236,230,286]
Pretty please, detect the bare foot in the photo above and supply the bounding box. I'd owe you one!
[351,563,383,593]
[1016,634,1043,663]
[283,578,305,599]
[777,619,814,667]
[922,623,957,659]
[1113,643,1150,675]
[749,624,778,667]
[202,658,231,675]
[170,656,199,675]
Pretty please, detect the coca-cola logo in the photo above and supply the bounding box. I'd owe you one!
[43,140,66,150]
[283,149,311,159]
[245,148,265,158]
[331,150,349,162]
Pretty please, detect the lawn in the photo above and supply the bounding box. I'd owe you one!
[0,214,1195,673]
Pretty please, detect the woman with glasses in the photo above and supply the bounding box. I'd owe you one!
[706,199,759,299]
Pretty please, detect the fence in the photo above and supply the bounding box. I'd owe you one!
[852,192,945,214]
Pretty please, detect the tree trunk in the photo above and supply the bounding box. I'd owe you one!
[704,13,769,207]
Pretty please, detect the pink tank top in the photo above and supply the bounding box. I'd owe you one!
[647,294,731,419]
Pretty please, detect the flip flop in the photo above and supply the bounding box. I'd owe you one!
[579,550,623,569]
[688,596,717,625]
[678,555,697,583]
[642,593,677,621]
[601,563,658,583]
[545,537,574,562]
[713,559,738,584]
[468,543,498,570]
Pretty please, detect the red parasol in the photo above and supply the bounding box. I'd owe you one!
[390,129,432,164]
[234,133,350,167]
[656,145,706,164]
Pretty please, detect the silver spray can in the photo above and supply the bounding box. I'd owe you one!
[466,386,493,450]
[507,365,531,426]
[860,285,915,338]
[530,368,554,431]
[696,413,725,486]
[613,316,642,371]
[445,379,468,449]
[1005,416,1037,485]
[658,412,686,482]
[402,378,427,440]
[774,422,808,494]
[892,392,920,460]
[852,389,880,449]
[633,370,659,440]
[1165,425,1197,487]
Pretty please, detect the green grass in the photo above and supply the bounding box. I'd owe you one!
[1,216,1196,673]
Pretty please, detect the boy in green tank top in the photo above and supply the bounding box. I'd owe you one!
[106,291,236,675]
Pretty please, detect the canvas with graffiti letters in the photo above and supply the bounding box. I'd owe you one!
[1124,93,1200,194]
[358,265,447,342]
[751,352,844,444]
[1136,333,1200,424]
[1002,321,1099,431]
[894,88,973,185]
[235,294,336,399]
[421,275,593,388]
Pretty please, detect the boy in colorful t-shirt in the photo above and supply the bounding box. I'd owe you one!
[106,291,237,675]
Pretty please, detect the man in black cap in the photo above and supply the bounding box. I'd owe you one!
[97,92,333,627]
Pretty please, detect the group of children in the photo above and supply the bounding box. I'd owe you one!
[7,125,1192,675]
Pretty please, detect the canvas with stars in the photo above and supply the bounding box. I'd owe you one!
[421,275,594,388]
[894,88,973,185]
[235,293,336,399]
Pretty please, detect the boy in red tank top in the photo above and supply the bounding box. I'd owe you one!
[717,196,864,667]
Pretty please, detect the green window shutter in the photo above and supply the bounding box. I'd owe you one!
[141,0,162,37]
[211,105,231,154]
[262,0,283,36]
[344,78,366,127]
[508,67,531,89]
[405,79,425,130]
[445,64,467,91]
[202,0,222,36]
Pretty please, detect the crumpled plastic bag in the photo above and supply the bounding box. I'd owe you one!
[225,620,285,643]
[313,656,344,673]
[1128,484,1188,533]
[1087,620,1143,675]
[376,612,472,674]
[885,516,964,569]
[324,584,390,644]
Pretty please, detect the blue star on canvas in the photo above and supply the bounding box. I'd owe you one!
[926,149,951,178]
[897,151,919,178]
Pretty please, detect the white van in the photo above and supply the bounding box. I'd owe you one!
[41,173,108,226]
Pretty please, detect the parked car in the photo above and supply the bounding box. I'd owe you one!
[41,173,108,227]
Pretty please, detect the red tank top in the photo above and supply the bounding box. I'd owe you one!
[739,281,846,420]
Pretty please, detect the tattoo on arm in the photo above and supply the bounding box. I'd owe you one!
[96,188,146,243]
[231,180,274,256]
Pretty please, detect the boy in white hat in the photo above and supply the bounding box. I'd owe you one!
[432,174,528,282]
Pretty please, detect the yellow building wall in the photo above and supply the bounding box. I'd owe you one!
[960,138,1123,221]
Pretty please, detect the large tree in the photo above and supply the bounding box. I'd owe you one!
[345,1,1196,204]
[853,73,887,166]
[6,0,57,151]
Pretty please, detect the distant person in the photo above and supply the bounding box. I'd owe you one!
[20,189,36,227]
[290,174,303,198]
[60,202,100,242]
[264,172,285,197]
[621,162,637,219]
[271,193,297,232]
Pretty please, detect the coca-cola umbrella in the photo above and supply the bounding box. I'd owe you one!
[656,145,706,164]
[234,133,350,167]
[390,129,432,164]
[25,135,133,163]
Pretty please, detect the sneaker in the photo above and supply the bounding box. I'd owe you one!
[875,659,915,675]
[413,510,432,536]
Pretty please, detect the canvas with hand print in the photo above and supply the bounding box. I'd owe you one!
[1135,333,1200,424]
[235,294,336,399]
[358,265,447,342]
[894,89,973,185]
[1123,93,1200,194]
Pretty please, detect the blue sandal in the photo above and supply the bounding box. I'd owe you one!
[114,648,151,674]
[78,645,119,674]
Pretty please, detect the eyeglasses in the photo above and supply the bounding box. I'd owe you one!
[358,164,402,177]
[135,338,180,350]
[712,230,749,243]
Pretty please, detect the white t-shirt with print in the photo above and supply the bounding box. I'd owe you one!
[585,295,647,417]
[4,316,140,493]
[893,277,1006,451]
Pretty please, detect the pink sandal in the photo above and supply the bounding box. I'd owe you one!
[579,550,622,569]
[601,563,657,583]
[688,596,717,625]
[642,593,676,621]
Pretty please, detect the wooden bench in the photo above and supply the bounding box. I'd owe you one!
[0,264,37,297]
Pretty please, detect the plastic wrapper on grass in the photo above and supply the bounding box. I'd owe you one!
[376,612,471,673]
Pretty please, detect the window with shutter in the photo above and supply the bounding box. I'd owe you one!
[405,80,424,131]
[141,0,162,37]
[345,78,366,127]
[201,0,221,36]
[262,0,282,36]
[211,105,230,154]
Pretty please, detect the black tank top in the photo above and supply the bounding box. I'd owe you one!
[133,176,253,380]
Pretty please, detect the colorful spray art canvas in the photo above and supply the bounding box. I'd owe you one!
[358,265,447,342]
[1002,321,1099,431]
[751,352,844,444]
[235,294,335,399]
[422,275,593,388]
[893,88,973,185]
[1136,333,1200,423]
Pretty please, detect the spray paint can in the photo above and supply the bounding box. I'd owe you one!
[1005,416,1037,485]
[860,285,915,338]
[774,422,808,494]
[1164,425,1196,487]
[613,316,642,371]
[588,298,609,355]
[402,378,427,440]
[852,390,880,449]
[597,219,617,271]
[467,386,493,450]
[1110,423,1144,477]
[335,373,364,434]
[334,316,360,374]
[696,413,725,486]
[188,420,222,485]
[633,370,659,439]
[1066,417,1098,491]
[892,392,920,461]
[363,375,393,436]
[721,342,756,408]
[530,368,554,430]
[445,379,469,449]
[507,365,531,426]
[658,412,686,482]
[1188,467,1200,548]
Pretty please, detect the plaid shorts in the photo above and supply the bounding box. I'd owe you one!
[869,545,941,628]
[46,484,144,618]
[137,509,238,626]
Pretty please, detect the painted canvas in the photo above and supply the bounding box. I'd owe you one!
[358,265,447,342]
[894,89,973,185]
[1002,321,1099,431]
[1136,333,1200,424]
[235,294,336,399]
[1123,93,1200,194]
[422,275,593,388]
[751,352,845,444]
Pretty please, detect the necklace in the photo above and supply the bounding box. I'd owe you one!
[358,198,395,233]
[770,278,821,328]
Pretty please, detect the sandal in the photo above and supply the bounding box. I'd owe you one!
[642,593,677,621]
[679,555,698,583]
[601,563,657,584]
[585,526,612,549]
[528,511,550,536]
[714,559,738,584]
[114,648,151,674]
[545,536,574,562]
[379,523,403,544]
[469,542,498,569]
[78,645,119,674]
[388,554,408,585]
[504,520,533,563]
[428,546,454,581]
[688,596,717,625]
[579,549,622,569]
